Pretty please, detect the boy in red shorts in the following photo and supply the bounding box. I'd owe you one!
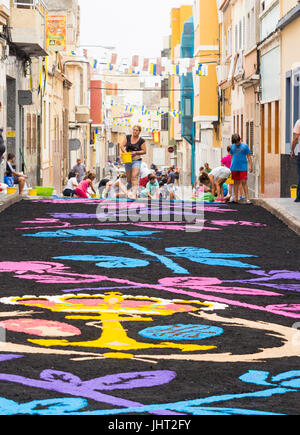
[230,134,253,203]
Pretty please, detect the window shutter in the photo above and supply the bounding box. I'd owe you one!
[294,71,300,125]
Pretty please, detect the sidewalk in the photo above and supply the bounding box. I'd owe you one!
[252,198,300,236]
[0,193,22,213]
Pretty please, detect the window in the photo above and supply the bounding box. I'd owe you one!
[32,114,37,154]
[241,114,244,139]
[250,121,254,153]
[184,98,192,117]
[285,71,292,147]
[294,70,300,125]
[275,100,279,154]
[260,3,280,41]
[260,46,280,103]
[268,102,272,154]
[161,79,168,99]
[161,113,169,131]
[227,27,232,56]
[26,114,31,153]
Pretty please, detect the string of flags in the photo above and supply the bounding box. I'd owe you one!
[104,100,181,118]
[68,51,209,78]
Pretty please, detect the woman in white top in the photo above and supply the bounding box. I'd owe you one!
[63,171,78,197]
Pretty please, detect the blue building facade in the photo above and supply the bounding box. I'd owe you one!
[180,16,195,184]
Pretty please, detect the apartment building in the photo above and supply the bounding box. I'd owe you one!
[6,0,48,188]
[47,0,91,190]
[258,0,281,197]
[0,0,91,194]
[170,5,193,148]
[193,0,220,175]
[217,0,233,160]
[0,0,9,181]
[239,0,260,197]
[278,0,300,197]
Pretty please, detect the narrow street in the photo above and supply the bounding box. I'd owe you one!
[0,198,299,417]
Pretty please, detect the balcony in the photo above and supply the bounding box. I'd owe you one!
[0,2,9,26]
[75,105,90,124]
[216,63,230,88]
[9,0,48,57]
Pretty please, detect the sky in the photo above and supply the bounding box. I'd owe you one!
[78,0,194,60]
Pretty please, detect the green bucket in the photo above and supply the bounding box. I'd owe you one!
[34,186,54,197]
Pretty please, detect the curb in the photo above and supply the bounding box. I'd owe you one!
[0,194,22,213]
[252,198,300,236]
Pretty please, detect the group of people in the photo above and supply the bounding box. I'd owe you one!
[63,159,97,199]
[99,162,179,201]
[97,125,180,201]
[194,133,253,204]
[1,119,298,204]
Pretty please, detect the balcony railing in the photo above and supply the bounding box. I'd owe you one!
[10,0,48,56]
[13,0,48,16]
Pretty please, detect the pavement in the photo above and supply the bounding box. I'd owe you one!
[0,193,22,213]
[252,197,300,236]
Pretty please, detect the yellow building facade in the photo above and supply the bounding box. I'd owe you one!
[193,0,221,173]
[170,5,193,144]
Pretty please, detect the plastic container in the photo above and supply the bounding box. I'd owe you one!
[29,189,38,196]
[7,187,17,195]
[34,186,54,197]
[121,153,132,164]
[291,185,298,199]
[226,176,234,185]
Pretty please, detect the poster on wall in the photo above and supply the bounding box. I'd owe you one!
[46,15,66,51]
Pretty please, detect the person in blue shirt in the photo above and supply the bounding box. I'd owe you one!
[140,174,160,199]
[230,134,253,204]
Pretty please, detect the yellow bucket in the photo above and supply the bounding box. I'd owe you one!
[7,187,17,195]
[291,185,298,199]
[226,176,234,185]
[29,189,37,196]
[121,152,132,164]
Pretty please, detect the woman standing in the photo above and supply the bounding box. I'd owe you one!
[120,125,146,199]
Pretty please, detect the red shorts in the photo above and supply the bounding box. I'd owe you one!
[231,171,248,181]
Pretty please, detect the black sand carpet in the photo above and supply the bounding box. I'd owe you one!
[0,198,299,417]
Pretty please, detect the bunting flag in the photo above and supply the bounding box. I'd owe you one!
[132,55,139,67]
[108,100,181,118]
[150,63,157,76]
[66,50,209,78]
